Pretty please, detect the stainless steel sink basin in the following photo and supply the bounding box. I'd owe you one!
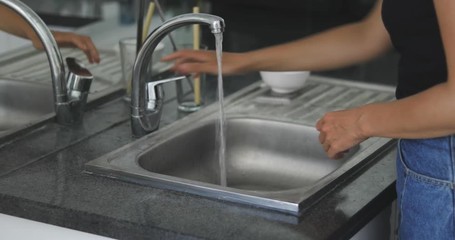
[138,118,352,191]
[86,115,391,215]
[0,79,53,134]
[85,77,395,215]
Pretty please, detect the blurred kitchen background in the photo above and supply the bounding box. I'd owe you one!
[0,2,396,238]
[0,0,398,93]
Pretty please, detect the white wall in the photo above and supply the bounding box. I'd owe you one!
[0,213,115,240]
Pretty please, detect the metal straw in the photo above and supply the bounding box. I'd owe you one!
[153,0,194,92]
[136,0,146,53]
[154,0,179,51]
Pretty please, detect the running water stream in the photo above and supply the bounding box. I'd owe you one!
[214,33,227,187]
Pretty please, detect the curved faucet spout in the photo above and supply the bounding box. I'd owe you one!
[1,0,93,125]
[131,13,225,138]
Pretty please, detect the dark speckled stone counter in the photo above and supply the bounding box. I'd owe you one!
[0,90,397,240]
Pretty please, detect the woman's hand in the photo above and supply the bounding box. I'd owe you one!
[161,50,246,76]
[316,108,368,159]
[0,6,100,64]
[53,31,100,64]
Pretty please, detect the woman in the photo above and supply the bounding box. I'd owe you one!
[162,0,455,238]
[0,5,100,63]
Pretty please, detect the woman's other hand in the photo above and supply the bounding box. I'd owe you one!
[316,108,368,159]
[52,31,100,64]
[32,31,100,64]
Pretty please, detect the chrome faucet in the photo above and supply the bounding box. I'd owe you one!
[1,0,93,125]
[131,13,224,137]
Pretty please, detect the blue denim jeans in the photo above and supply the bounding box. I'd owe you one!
[396,137,455,239]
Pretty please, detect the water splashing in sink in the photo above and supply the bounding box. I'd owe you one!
[214,32,227,187]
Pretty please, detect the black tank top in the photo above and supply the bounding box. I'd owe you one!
[382,0,447,99]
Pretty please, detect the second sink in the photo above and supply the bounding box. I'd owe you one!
[0,78,53,134]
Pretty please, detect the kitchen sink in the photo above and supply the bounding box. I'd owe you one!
[0,78,53,135]
[85,76,396,215]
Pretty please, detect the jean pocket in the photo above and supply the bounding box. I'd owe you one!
[399,173,454,240]
[398,139,453,188]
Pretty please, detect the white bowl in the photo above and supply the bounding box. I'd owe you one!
[260,71,310,94]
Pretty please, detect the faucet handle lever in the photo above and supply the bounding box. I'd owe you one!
[146,75,188,100]
[145,75,188,111]
[66,57,93,99]
[148,75,188,88]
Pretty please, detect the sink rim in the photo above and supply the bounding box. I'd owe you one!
[85,79,396,215]
[85,113,394,215]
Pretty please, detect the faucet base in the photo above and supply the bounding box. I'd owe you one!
[131,114,160,138]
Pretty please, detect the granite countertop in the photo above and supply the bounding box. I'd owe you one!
[0,82,397,239]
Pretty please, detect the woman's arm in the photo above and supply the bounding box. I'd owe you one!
[0,6,33,40]
[0,6,100,63]
[162,0,391,75]
[317,0,455,159]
